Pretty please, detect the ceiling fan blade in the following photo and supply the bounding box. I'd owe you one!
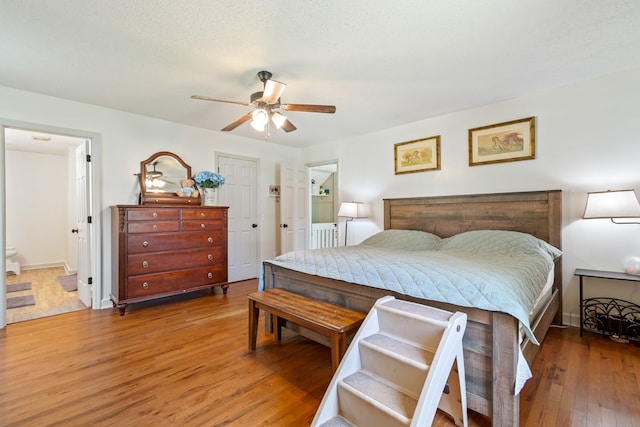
[191,95,250,107]
[280,119,297,133]
[281,104,336,113]
[262,80,287,104]
[221,112,253,131]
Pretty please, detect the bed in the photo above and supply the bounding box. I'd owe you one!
[262,189,562,426]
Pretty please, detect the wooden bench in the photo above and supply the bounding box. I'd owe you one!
[248,288,366,371]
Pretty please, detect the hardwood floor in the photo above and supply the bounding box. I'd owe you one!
[1,279,639,426]
[5,267,88,324]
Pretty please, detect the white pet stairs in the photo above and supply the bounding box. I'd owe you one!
[312,296,468,427]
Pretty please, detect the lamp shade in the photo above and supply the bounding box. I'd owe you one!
[337,202,367,218]
[583,190,640,219]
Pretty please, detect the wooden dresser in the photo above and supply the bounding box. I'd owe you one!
[111,205,228,315]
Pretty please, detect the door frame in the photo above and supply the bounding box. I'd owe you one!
[0,119,102,328]
[306,159,339,248]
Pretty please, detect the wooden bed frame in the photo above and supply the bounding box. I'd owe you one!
[262,189,562,426]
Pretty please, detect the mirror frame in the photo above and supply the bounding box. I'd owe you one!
[138,151,201,205]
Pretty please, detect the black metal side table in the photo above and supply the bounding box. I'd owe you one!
[575,268,640,342]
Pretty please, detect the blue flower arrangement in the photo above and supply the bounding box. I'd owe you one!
[193,171,226,189]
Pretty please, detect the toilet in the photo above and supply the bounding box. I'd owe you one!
[6,247,20,275]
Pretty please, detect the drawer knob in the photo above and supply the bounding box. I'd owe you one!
[152,224,158,230]
[200,212,205,217]
[207,254,213,260]
[200,223,206,229]
[152,212,158,218]
[142,241,149,247]
[208,237,214,243]
[207,272,213,279]
[142,261,149,268]
[142,282,149,289]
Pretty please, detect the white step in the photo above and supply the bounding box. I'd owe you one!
[377,299,450,351]
[317,416,355,427]
[359,333,433,396]
[338,370,414,427]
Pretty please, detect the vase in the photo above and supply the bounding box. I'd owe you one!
[202,188,216,206]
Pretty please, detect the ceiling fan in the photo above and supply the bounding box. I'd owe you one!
[191,70,336,139]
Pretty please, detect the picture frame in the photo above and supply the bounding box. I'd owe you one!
[268,185,280,197]
[394,135,441,175]
[468,116,535,166]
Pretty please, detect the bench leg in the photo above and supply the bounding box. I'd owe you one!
[248,299,259,351]
[274,315,282,341]
[330,333,347,372]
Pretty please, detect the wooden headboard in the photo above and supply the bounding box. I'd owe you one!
[384,189,563,322]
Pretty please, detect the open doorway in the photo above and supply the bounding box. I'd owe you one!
[3,126,91,324]
[308,161,338,249]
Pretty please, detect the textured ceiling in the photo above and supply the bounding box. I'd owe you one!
[2,1,640,148]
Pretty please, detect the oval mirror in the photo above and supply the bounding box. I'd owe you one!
[139,151,198,205]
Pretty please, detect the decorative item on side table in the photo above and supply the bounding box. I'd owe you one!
[194,171,225,206]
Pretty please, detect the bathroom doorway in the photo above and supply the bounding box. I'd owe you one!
[2,123,97,325]
[307,160,338,249]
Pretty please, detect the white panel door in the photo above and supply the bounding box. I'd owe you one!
[279,164,308,255]
[217,155,259,281]
[75,141,91,307]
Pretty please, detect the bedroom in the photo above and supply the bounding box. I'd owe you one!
[1,1,640,425]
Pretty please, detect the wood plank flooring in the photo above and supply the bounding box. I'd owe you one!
[1,279,639,426]
[5,267,87,323]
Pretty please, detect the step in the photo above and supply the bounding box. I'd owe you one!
[337,370,416,427]
[377,299,449,349]
[360,333,434,396]
[318,415,356,427]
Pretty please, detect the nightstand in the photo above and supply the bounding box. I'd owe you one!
[575,268,640,342]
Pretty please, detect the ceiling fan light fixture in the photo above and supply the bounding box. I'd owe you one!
[262,79,286,104]
[252,108,269,125]
[250,119,265,132]
[271,112,287,129]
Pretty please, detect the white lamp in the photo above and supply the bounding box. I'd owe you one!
[337,201,367,246]
[583,189,640,275]
[583,189,640,223]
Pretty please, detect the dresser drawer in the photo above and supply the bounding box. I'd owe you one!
[127,247,224,275]
[127,221,180,234]
[127,208,180,221]
[126,267,227,298]
[182,220,223,232]
[182,208,225,220]
[127,232,224,254]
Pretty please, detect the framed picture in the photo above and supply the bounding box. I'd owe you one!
[468,116,535,166]
[268,185,280,196]
[394,135,441,175]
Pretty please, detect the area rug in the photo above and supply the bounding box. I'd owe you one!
[7,282,32,293]
[7,295,35,309]
[57,274,77,292]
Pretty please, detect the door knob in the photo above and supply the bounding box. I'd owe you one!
[252,224,258,228]
[280,224,288,228]
[71,228,78,233]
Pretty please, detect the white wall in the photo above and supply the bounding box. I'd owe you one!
[0,85,299,309]
[5,150,68,268]
[302,68,640,325]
